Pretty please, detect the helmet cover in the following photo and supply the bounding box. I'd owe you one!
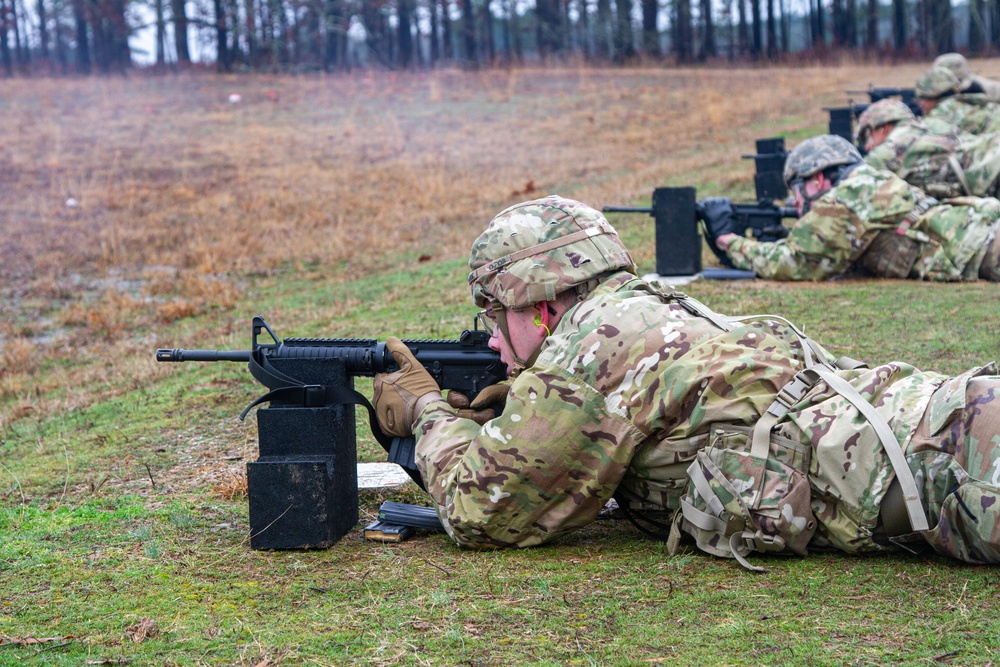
[916,67,961,99]
[783,135,863,185]
[856,99,915,142]
[933,53,973,88]
[468,195,636,310]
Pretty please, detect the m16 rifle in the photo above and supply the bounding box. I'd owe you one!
[603,137,798,279]
[156,315,504,549]
[826,86,922,151]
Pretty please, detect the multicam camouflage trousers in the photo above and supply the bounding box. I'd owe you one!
[909,376,1000,563]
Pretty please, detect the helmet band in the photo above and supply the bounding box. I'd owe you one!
[467,223,615,288]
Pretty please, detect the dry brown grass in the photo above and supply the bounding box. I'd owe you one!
[4,60,991,431]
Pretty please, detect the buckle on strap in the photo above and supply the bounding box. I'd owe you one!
[767,368,822,418]
[303,385,325,407]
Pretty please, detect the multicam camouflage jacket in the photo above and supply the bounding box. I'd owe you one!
[863,118,1000,199]
[926,94,1000,135]
[725,163,1000,281]
[411,271,1000,562]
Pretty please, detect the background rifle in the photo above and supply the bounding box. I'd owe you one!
[826,86,922,152]
[157,315,504,549]
[603,137,797,279]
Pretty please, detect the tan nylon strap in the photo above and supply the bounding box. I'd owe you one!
[896,192,938,235]
[467,224,613,285]
[947,155,973,196]
[810,367,929,532]
[675,294,736,332]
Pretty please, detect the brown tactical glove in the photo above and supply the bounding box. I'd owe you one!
[444,382,511,425]
[469,382,510,411]
[372,337,442,437]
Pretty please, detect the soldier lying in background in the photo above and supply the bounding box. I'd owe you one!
[707,134,1000,282]
[370,195,1000,567]
[933,52,1000,102]
[915,67,1000,136]
[856,98,1000,199]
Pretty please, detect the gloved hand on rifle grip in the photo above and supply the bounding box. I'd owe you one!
[445,381,511,425]
[373,337,443,437]
[695,197,737,240]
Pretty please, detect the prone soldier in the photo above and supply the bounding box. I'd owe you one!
[370,195,1000,566]
[856,98,1000,199]
[707,134,1000,282]
[933,52,1000,101]
[915,67,1000,136]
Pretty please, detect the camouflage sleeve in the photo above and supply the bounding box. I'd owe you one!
[862,144,893,172]
[413,364,645,549]
[725,198,865,280]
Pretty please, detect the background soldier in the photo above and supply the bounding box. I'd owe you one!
[370,195,1000,565]
[933,52,1000,101]
[915,67,1000,135]
[709,134,1000,281]
[857,98,1000,198]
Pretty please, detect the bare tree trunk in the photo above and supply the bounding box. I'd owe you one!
[765,0,776,56]
[37,0,50,63]
[750,0,761,57]
[698,0,715,59]
[0,0,11,75]
[968,0,985,52]
[892,0,905,48]
[398,0,413,67]
[322,0,339,70]
[480,0,495,63]
[214,0,230,70]
[460,0,477,66]
[171,0,190,63]
[73,0,90,72]
[430,0,441,63]
[536,0,562,59]
[737,0,748,54]
[154,0,166,64]
[615,0,634,60]
[865,0,878,49]
[595,0,612,59]
[931,0,953,52]
[641,0,658,56]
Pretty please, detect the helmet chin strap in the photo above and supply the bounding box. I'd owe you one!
[493,302,548,379]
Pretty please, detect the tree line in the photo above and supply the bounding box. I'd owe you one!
[2,0,1000,75]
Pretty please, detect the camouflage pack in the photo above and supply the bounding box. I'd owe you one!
[672,425,816,571]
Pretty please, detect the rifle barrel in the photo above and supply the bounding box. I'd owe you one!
[156,349,252,362]
[602,206,653,214]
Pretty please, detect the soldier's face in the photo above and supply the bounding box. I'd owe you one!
[486,307,546,375]
[918,98,938,115]
[792,174,830,215]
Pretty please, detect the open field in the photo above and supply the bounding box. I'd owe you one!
[2,62,1000,666]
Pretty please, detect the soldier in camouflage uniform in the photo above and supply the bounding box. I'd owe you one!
[933,52,1000,101]
[857,98,1000,199]
[915,67,1000,136]
[708,134,1000,282]
[371,195,1000,566]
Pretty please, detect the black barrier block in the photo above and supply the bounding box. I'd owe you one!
[247,357,358,549]
[247,454,357,549]
[652,187,700,277]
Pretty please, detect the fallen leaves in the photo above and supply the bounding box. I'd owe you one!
[125,617,159,643]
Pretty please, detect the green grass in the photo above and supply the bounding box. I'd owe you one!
[3,252,1000,666]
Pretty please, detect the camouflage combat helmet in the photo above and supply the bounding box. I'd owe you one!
[468,195,636,311]
[783,135,863,186]
[933,53,973,88]
[915,67,961,99]
[856,99,915,142]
